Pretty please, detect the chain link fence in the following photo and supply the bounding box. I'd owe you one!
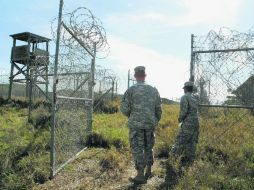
[191,28,254,147]
[0,74,9,98]
[50,2,111,178]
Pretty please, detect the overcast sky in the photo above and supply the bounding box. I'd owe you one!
[0,0,254,99]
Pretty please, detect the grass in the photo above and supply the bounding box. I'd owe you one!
[0,104,51,189]
[93,112,129,149]
[0,101,254,189]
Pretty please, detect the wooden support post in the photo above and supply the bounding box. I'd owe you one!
[28,68,33,122]
[8,39,16,100]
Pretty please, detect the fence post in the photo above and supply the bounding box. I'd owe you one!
[87,43,96,134]
[8,64,14,100]
[115,81,118,96]
[50,0,64,179]
[127,69,130,89]
[111,79,114,101]
[190,34,195,82]
[46,42,49,98]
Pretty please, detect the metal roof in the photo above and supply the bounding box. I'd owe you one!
[10,32,51,43]
[233,75,254,93]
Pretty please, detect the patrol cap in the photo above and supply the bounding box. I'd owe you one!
[134,66,146,76]
[183,81,194,88]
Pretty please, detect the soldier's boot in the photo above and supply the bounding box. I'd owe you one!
[180,156,194,168]
[129,168,147,184]
[165,162,178,184]
[178,156,194,177]
[145,165,152,179]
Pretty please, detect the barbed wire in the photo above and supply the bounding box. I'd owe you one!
[50,5,115,175]
[193,28,254,148]
[194,27,254,51]
[194,27,254,105]
[51,7,110,60]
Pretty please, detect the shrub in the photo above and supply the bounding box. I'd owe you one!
[30,106,50,129]
[99,148,128,172]
[94,99,119,114]
[86,132,109,148]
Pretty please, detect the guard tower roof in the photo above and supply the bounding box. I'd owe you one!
[10,32,51,43]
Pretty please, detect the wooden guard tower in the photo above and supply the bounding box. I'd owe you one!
[9,32,50,119]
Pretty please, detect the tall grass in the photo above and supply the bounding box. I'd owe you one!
[1,103,254,189]
[0,106,50,189]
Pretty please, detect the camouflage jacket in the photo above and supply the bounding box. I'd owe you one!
[178,92,199,126]
[121,81,162,130]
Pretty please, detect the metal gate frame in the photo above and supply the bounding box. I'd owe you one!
[189,33,254,111]
[188,30,254,151]
[50,0,96,178]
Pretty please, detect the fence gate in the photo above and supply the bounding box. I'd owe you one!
[50,0,108,178]
[191,28,254,146]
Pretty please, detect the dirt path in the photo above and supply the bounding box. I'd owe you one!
[34,148,168,190]
[102,159,165,190]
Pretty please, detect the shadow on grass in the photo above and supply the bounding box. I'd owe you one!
[125,182,145,190]
[157,164,179,190]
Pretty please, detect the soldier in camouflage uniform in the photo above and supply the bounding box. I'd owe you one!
[121,66,162,184]
[170,81,199,167]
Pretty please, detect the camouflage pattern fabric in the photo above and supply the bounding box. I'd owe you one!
[171,92,199,160]
[121,81,162,169]
[129,128,155,169]
[121,81,162,130]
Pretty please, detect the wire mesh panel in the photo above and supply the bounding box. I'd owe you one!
[0,75,9,98]
[51,26,93,178]
[198,106,254,150]
[192,28,254,145]
[54,96,91,173]
[193,28,254,106]
[50,2,109,178]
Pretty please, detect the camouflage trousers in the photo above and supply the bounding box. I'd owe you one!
[170,123,199,163]
[129,128,155,170]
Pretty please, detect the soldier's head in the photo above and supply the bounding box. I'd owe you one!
[134,66,146,81]
[183,81,194,93]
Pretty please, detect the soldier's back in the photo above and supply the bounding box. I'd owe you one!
[182,93,199,121]
[128,82,159,129]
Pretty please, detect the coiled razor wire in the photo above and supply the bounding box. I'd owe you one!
[192,27,254,148]
[49,6,117,177]
[51,7,110,61]
[50,6,114,95]
[193,27,254,105]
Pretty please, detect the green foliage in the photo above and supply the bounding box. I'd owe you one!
[0,106,50,189]
[99,147,130,172]
[30,105,50,129]
[80,104,254,189]
[94,98,119,114]
[154,105,179,158]
[93,112,129,150]
[1,172,28,190]
[1,103,254,189]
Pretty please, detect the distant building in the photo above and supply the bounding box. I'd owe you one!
[232,75,254,106]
